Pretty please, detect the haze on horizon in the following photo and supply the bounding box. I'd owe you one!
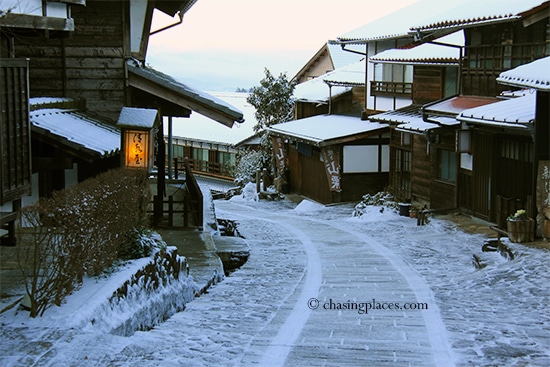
[147,0,418,92]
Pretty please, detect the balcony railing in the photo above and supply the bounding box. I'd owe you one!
[370,81,413,97]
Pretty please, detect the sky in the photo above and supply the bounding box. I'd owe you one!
[146,0,419,92]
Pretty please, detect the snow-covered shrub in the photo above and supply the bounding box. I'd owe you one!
[17,168,151,317]
[119,228,166,260]
[234,147,270,186]
[352,191,397,217]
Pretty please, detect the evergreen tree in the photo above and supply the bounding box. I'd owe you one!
[246,68,296,132]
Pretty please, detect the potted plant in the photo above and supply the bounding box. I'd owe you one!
[506,209,534,243]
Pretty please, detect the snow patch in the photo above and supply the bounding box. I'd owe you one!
[293,199,324,213]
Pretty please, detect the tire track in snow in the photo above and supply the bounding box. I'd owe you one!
[216,203,322,367]
[307,216,457,367]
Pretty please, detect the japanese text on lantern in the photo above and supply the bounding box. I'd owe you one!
[125,130,148,168]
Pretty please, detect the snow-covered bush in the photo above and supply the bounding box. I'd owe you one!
[17,168,151,317]
[352,191,398,217]
[234,147,270,186]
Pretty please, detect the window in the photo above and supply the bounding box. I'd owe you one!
[343,145,389,173]
[438,150,456,183]
[192,148,209,161]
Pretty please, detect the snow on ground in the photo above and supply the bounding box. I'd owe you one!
[0,196,548,366]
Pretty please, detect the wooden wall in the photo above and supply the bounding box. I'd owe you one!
[14,0,127,121]
[413,66,443,104]
[410,134,431,204]
[0,59,32,205]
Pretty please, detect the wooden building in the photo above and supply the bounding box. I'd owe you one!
[1,0,244,231]
[269,115,389,204]
[408,0,549,225]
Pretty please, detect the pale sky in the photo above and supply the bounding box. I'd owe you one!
[147,0,419,91]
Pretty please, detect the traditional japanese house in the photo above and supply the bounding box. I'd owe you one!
[293,60,366,119]
[268,115,388,204]
[1,0,244,228]
[408,0,549,224]
[495,57,550,236]
[293,42,363,84]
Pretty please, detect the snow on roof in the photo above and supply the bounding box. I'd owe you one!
[127,60,244,126]
[165,92,257,147]
[327,43,365,69]
[457,93,536,129]
[117,107,159,129]
[268,114,387,146]
[294,60,366,103]
[370,31,463,65]
[337,0,469,43]
[497,57,550,91]
[368,104,439,133]
[411,0,548,33]
[30,108,120,158]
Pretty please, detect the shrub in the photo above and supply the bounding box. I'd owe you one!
[17,168,151,317]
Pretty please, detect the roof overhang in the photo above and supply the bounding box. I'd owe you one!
[268,115,388,147]
[127,61,244,127]
[457,93,536,132]
[30,108,120,162]
[496,56,550,91]
[154,0,197,17]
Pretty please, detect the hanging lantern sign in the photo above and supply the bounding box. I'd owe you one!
[117,107,159,172]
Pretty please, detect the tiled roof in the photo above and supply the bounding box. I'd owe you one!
[337,0,466,43]
[457,93,536,129]
[370,31,463,66]
[497,57,550,91]
[411,0,548,33]
[30,108,120,159]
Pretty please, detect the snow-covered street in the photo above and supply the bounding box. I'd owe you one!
[1,197,549,366]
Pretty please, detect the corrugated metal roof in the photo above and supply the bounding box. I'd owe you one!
[457,93,536,128]
[370,31,463,65]
[268,115,387,146]
[497,57,550,91]
[30,108,120,159]
[412,0,548,33]
[424,95,500,116]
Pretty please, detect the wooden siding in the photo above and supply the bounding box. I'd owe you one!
[462,17,549,97]
[0,59,32,205]
[413,66,443,104]
[341,172,387,202]
[14,0,127,121]
[430,131,457,209]
[410,134,431,203]
[288,145,332,204]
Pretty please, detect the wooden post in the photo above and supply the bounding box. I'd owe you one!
[168,195,174,227]
[262,168,268,191]
[256,169,261,193]
[183,193,189,228]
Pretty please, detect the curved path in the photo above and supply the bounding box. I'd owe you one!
[0,199,455,366]
[216,200,455,367]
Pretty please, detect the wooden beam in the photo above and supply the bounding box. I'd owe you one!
[0,13,74,31]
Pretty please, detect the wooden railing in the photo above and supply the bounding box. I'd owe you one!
[183,158,203,229]
[370,81,413,97]
[173,157,233,179]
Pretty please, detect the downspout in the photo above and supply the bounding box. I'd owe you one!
[150,11,183,36]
